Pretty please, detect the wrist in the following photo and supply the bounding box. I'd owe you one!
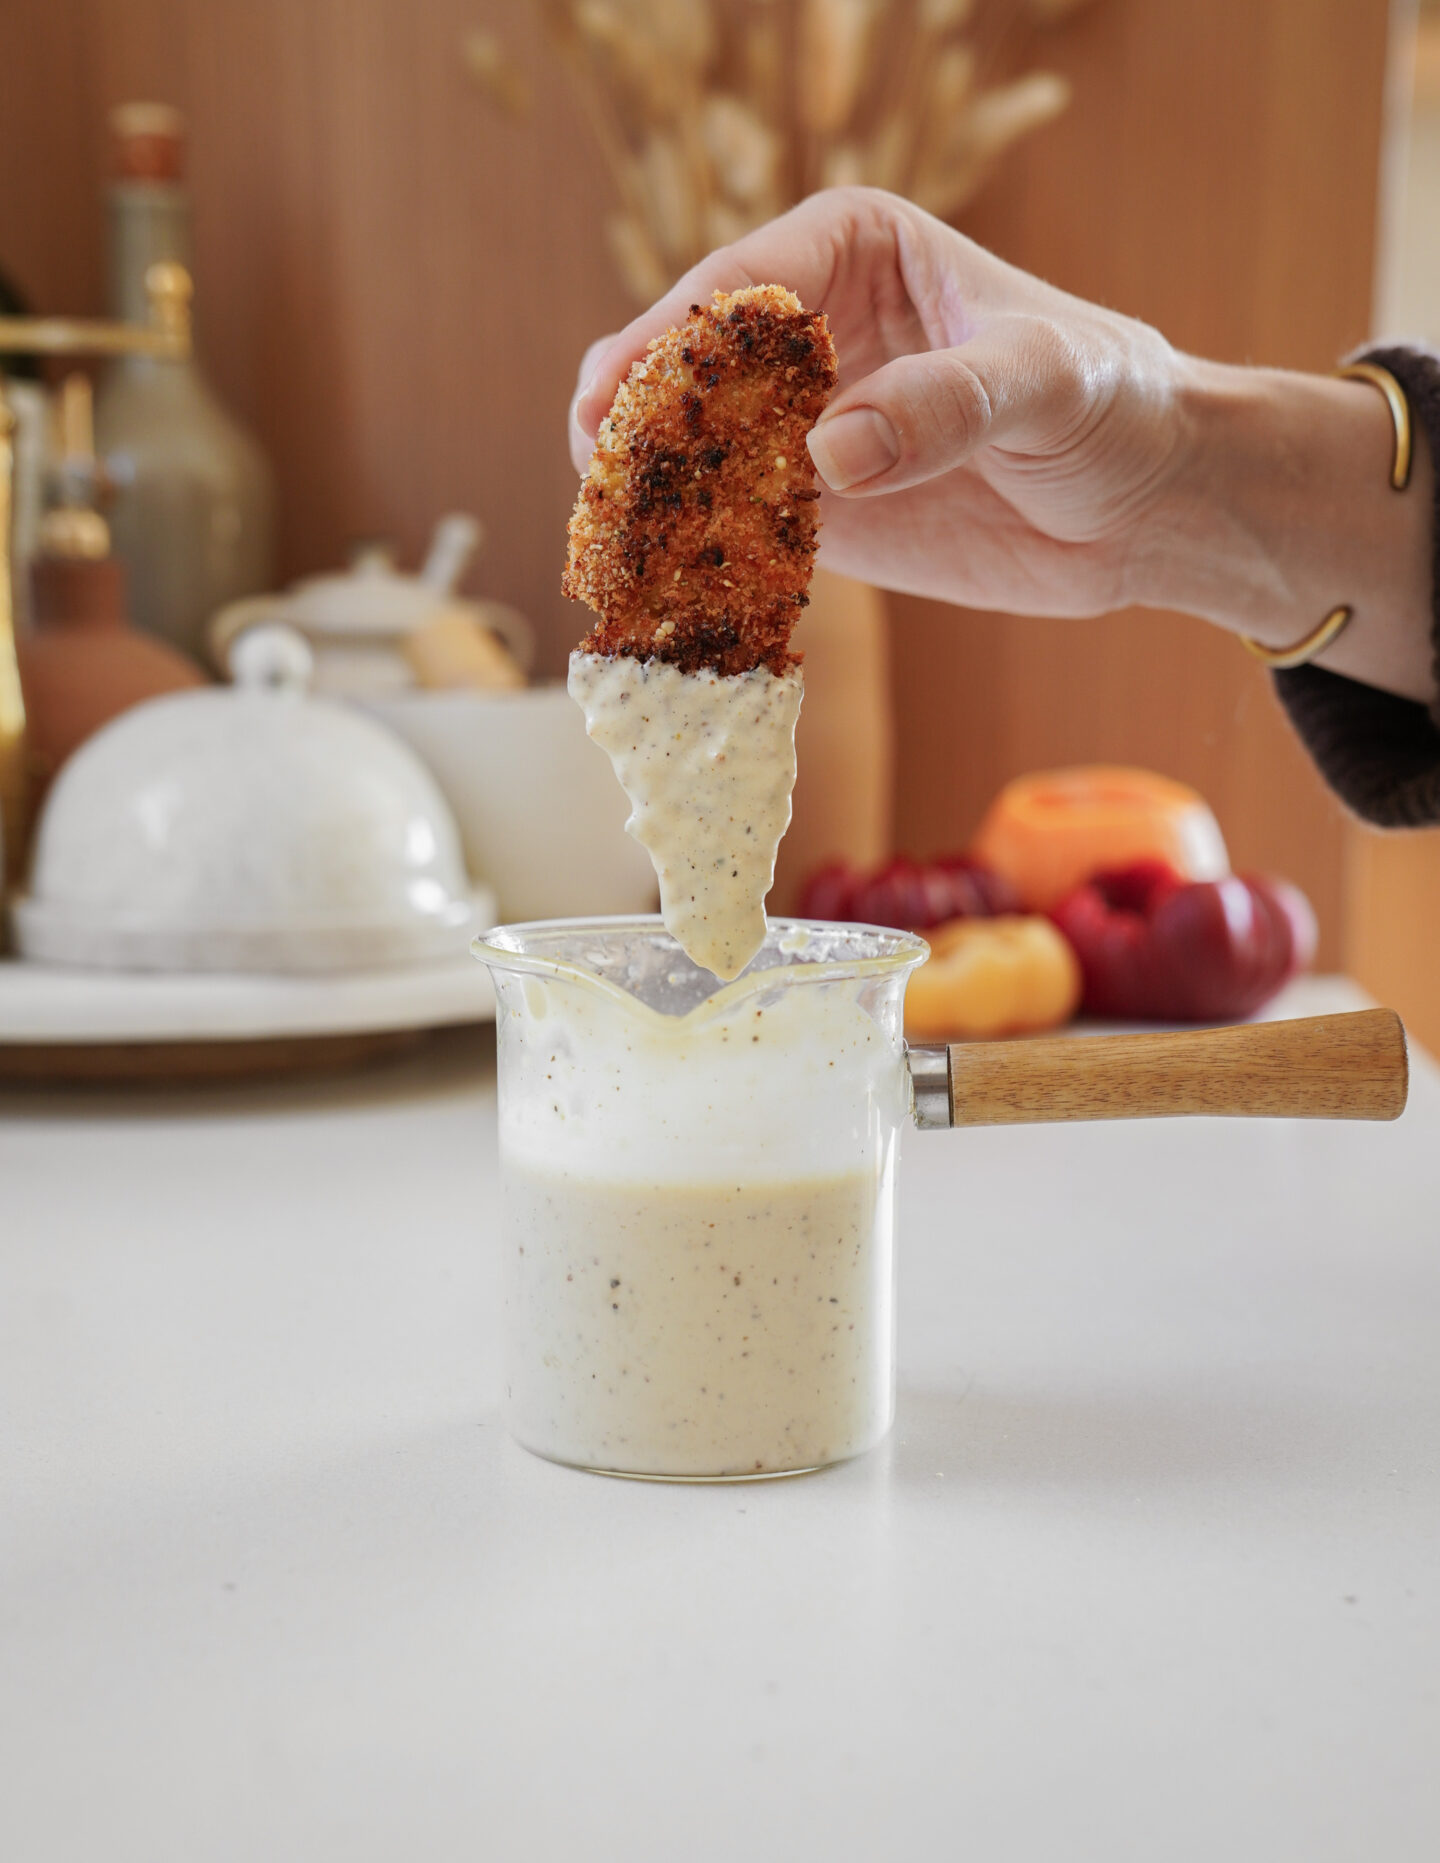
[1129,357,1322,631]
[1129,355,1436,705]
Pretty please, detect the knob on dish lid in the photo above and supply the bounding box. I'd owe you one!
[11,624,480,973]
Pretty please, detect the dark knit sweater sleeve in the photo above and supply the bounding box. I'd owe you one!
[1270,344,1440,826]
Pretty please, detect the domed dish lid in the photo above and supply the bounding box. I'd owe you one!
[11,625,480,973]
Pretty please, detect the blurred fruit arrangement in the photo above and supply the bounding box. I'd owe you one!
[969,764,1229,911]
[799,850,1020,928]
[904,915,1081,1042]
[1051,861,1316,1023]
[799,764,1317,1040]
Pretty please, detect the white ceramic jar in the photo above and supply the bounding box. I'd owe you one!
[366,685,659,922]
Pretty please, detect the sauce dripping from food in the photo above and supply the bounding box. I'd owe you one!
[569,650,802,979]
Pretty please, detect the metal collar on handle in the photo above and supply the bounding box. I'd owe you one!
[908,1044,951,1130]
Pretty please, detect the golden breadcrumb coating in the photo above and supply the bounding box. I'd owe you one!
[564,284,838,676]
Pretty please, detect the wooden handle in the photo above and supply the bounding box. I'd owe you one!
[945,1009,1408,1127]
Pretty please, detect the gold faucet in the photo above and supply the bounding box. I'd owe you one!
[0,263,191,888]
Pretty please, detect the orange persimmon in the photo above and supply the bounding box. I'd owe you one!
[969,766,1228,912]
[904,915,1082,1041]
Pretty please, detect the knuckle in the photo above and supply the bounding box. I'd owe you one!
[902,356,991,463]
[1022,317,1093,411]
[812,182,891,215]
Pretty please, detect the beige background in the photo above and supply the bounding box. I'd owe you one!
[1347,2,1440,1050]
[5,0,1431,1030]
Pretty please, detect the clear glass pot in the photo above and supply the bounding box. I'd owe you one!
[473,918,927,1480]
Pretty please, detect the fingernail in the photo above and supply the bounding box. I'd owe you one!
[807,407,899,490]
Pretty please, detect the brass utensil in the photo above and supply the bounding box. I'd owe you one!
[0,263,191,886]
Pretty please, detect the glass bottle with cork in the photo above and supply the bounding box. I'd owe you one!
[95,102,276,659]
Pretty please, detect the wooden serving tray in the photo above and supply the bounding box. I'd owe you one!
[0,954,495,1084]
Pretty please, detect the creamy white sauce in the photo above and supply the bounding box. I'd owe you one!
[495,964,908,1478]
[504,1167,892,1477]
[568,651,802,980]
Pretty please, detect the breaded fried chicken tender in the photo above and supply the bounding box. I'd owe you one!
[564,285,838,677]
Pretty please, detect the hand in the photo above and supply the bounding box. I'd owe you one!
[569,187,1186,618]
[570,187,1435,704]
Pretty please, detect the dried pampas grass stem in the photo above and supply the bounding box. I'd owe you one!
[466,0,1102,301]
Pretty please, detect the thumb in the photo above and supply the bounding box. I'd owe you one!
[569,334,620,475]
[806,318,1081,496]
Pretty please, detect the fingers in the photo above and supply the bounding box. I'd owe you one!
[807,317,1091,496]
[569,188,914,450]
[807,349,990,494]
[564,187,1070,495]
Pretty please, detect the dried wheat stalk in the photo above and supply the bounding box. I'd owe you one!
[467,0,1100,300]
[462,30,532,115]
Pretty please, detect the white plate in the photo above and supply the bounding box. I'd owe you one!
[0,948,494,1045]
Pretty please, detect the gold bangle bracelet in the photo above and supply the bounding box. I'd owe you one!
[1336,361,1411,490]
[1241,359,1411,669]
[1243,603,1353,669]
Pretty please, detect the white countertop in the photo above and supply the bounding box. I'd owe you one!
[1,977,1436,1863]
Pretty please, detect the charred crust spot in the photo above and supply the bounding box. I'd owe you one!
[565,284,837,675]
[633,447,689,516]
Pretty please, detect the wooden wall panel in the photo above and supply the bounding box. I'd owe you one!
[0,0,1398,974]
[1344,13,1440,1055]
[1347,827,1440,1054]
[888,0,1394,969]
